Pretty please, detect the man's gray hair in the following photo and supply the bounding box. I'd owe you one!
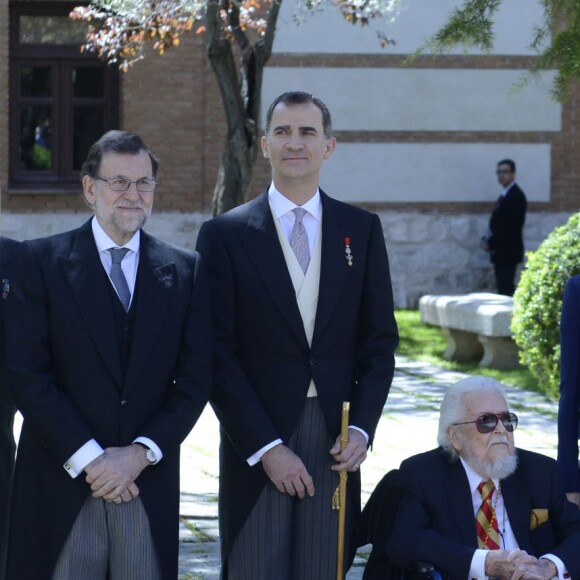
[437,376,507,461]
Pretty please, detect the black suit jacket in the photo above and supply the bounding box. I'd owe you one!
[196,189,399,568]
[0,237,20,580]
[387,447,580,579]
[558,275,580,493]
[5,220,211,579]
[488,183,527,265]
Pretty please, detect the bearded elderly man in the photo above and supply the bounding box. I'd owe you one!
[387,376,580,580]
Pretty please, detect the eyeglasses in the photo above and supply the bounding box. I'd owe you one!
[452,412,518,433]
[94,176,158,192]
[495,169,513,175]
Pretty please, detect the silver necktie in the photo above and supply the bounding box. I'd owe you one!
[290,208,310,274]
[108,247,131,311]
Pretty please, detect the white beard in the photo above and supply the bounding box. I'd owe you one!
[463,436,518,480]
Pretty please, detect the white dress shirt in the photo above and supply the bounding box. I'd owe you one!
[93,216,139,302]
[462,459,565,580]
[268,184,321,257]
[62,217,162,478]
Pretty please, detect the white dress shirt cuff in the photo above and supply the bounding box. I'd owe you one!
[247,439,283,466]
[349,425,369,444]
[64,439,104,478]
[133,436,163,464]
[468,549,487,580]
[540,554,566,580]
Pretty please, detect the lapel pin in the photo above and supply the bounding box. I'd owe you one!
[1,278,10,300]
[344,237,353,267]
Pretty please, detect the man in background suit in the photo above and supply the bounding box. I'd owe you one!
[481,159,527,296]
[5,131,211,579]
[0,237,19,580]
[388,376,580,580]
[196,91,399,579]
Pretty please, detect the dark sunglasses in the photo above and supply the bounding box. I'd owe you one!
[452,412,518,434]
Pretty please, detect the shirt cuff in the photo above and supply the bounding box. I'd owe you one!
[133,436,163,465]
[247,439,283,466]
[349,425,369,444]
[541,554,566,580]
[64,439,104,478]
[468,549,487,580]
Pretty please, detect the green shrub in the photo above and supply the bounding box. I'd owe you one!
[512,212,580,399]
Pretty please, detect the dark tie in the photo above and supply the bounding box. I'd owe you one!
[290,208,310,274]
[476,479,500,550]
[108,247,131,311]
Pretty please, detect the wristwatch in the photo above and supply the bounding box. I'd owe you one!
[134,442,157,464]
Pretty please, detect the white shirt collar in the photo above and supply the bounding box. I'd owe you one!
[267,183,322,222]
[502,181,516,196]
[91,216,140,254]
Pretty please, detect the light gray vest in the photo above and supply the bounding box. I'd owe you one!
[271,207,322,397]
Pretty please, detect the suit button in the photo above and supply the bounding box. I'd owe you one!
[309,358,315,366]
[120,400,127,406]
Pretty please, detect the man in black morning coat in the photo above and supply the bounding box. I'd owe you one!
[5,131,211,579]
[196,91,398,579]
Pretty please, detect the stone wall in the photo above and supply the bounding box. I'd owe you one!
[378,210,572,307]
[3,209,573,308]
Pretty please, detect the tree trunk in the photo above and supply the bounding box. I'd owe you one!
[206,0,283,215]
[212,121,254,215]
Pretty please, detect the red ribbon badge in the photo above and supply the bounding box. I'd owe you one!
[344,237,353,267]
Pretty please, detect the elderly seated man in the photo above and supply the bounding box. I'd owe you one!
[387,376,580,580]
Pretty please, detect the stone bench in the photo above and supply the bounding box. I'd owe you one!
[418,293,520,370]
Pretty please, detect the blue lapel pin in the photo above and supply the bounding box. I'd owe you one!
[2,278,10,300]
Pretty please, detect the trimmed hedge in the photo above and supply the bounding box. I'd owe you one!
[511,212,580,399]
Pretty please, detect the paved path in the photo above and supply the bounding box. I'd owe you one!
[177,356,558,579]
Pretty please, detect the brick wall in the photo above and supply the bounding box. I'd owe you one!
[0,3,233,215]
[2,4,580,215]
[122,36,218,213]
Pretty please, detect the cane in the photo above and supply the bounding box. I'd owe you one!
[332,401,350,580]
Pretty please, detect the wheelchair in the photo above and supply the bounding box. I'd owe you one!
[358,469,443,580]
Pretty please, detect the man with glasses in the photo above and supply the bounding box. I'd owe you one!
[4,131,211,579]
[387,376,580,579]
[481,159,527,296]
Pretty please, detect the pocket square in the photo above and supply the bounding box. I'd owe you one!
[530,508,549,530]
